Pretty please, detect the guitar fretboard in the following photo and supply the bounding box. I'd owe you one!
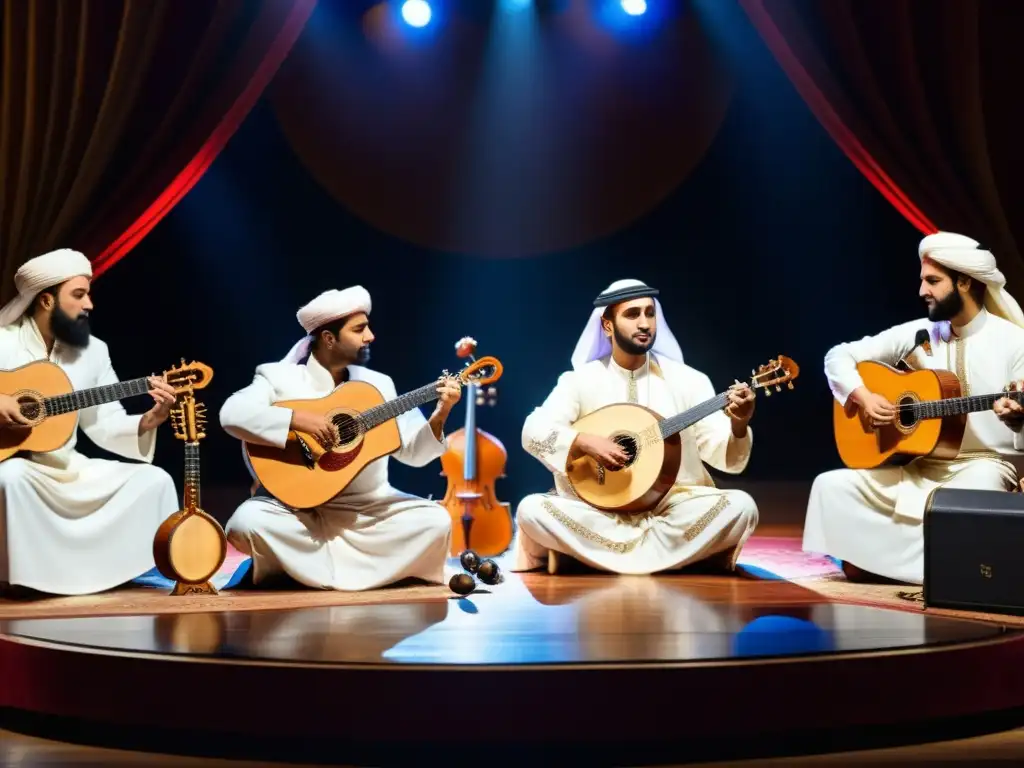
[658,391,731,439]
[42,377,151,416]
[183,441,201,509]
[356,381,446,430]
[904,390,1024,419]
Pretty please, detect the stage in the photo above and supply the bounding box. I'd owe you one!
[2,526,1024,766]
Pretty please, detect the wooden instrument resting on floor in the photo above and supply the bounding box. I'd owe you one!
[0,358,213,462]
[153,389,227,596]
[565,356,799,514]
[245,355,504,509]
[439,337,513,558]
[833,361,1024,469]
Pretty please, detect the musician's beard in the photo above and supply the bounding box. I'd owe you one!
[927,289,963,322]
[613,325,655,356]
[51,303,90,348]
[355,345,370,365]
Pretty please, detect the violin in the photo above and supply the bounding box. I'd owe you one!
[439,336,514,557]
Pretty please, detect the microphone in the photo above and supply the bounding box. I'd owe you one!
[914,329,932,356]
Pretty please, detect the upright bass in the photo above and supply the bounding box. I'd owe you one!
[439,337,513,557]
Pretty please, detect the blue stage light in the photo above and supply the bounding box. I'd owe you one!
[621,0,647,15]
[401,0,432,27]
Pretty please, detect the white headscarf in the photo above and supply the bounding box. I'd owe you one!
[918,231,1024,329]
[0,249,93,328]
[570,278,684,371]
[281,286,372,364]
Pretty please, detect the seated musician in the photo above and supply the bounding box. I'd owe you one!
[218,286,459,591]
[513,278,760,575]
[0,250,178,596]
[804,232,1024,585]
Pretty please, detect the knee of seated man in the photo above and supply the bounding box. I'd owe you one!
[725,489,759,519]
[225,499,268,540]
[810,468,850,496]
[0,457,31,490]
[420,501,453,538]
[514,493,548,528]
[136,463,175,490]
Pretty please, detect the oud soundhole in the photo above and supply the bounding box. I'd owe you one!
[611,434,639,470]
[897,396,918,428]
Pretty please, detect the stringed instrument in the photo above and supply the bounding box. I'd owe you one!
[0,358,213,462]
[833,361,1024,469]
[245,356,504,509]
[153,388,227,596]
[439,337,513,557]
[565,356,799,513]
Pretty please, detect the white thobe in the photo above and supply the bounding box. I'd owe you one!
[0,318,177,595]
[513,354,759,574]
[219,354,452,591]
[804,308,1024,584]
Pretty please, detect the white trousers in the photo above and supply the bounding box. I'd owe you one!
[511,486,759,575]
[225,487,452,591]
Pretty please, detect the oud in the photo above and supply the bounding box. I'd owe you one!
[0,358,213,462]
[833,361,1024,469]
[245,356,504,509]
[565,356,799,513]
[439,337,513,557]
[153,390,227,596]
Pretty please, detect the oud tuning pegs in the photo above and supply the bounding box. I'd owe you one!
[787,382,794,390]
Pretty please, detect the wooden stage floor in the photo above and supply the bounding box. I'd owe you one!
[2,526,1024,765]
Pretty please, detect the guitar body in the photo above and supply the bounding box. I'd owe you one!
[0,360,79,460]
[153,508,227,587]
[565,403,681,514]
[245,381,401,509]
[833,361,965,469]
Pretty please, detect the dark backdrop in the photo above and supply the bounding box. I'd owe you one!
[82,2,923,523]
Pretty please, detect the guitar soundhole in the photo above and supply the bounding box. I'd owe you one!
[17,396,42,421]
[611,434,639,470]
[331,414,362,446]
[318,414,363,472]
[896,397,918,429]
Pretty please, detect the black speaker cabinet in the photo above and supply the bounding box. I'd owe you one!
[924,487,1024,616]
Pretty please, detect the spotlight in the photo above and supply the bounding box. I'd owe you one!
[621,0,647,15]
[401,0,432,27]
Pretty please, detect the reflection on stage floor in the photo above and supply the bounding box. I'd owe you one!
[0,573,1008,667]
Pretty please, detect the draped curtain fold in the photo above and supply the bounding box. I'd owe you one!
[738,0,1024,290]
[0,0,316,299]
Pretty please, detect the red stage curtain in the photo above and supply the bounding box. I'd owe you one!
[739,0,1024,289]
[0,0,316,297]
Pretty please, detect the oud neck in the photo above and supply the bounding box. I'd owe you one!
[463,382,477,481]
[43,377,150,416]
[658,390,730,439]
[358,380,446,431]
[183,441,201,510]
[911,389,1024,419]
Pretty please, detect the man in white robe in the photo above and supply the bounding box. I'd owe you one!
[219,286,460,591]
[513,279,760,575]
[0,249,179,596]
[804,232,1024,584]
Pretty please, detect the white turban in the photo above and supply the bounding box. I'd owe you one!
[0,249,93,328]
[918,231,1024,329]
[282,286,372,364]
[570,278,684,371]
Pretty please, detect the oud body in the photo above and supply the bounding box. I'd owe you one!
[566,403,683,513]
[244,356,503,510]
[440,380,513,557]
[833,361,967,469]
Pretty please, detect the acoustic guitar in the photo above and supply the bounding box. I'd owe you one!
[565,356,799,513]
[245,356,503,509]
[0,358,213,462]
[833,361,1024,469]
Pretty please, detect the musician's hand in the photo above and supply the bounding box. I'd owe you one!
[572,434,630,469]
[434,378,462,415]
[139,376,177,433]
[853,388,897,427]
[994,390,1024,432]
[725,381,756,423]
[0,393,31,428]
[290,410,337,448]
